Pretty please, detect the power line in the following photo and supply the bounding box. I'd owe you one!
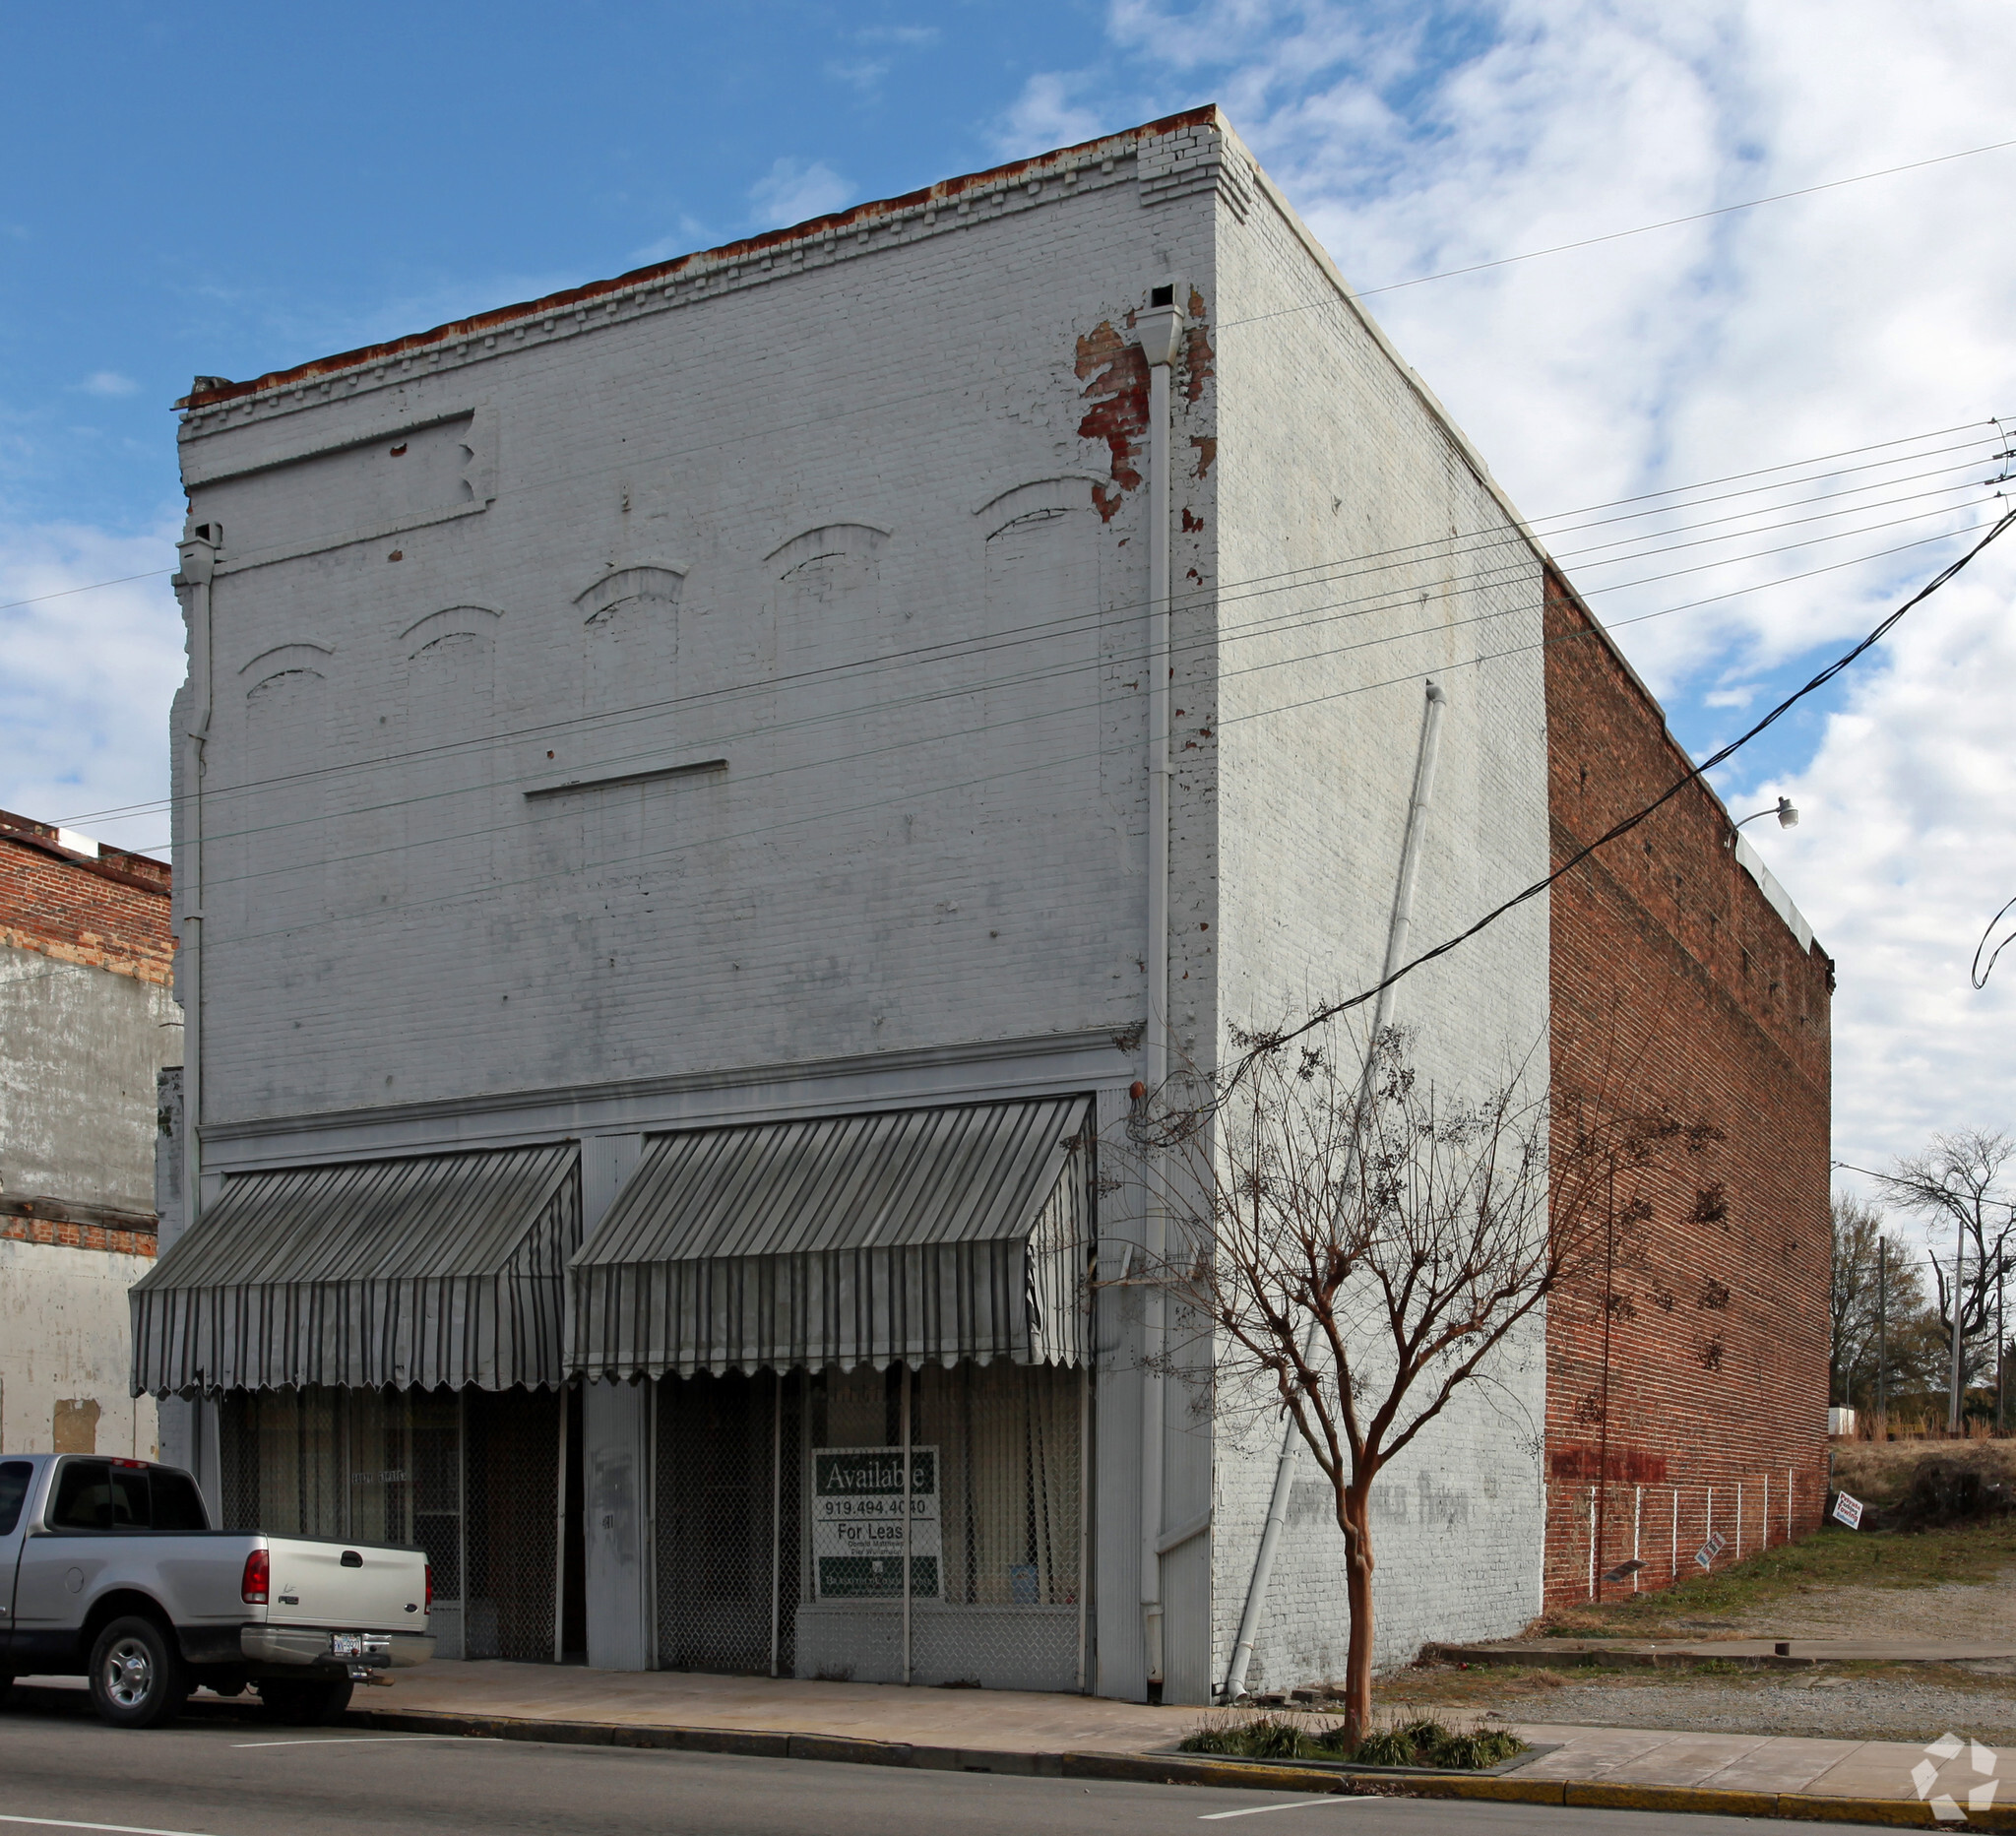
[174,489,2000,874]
[1229,505,2016,1079]
[1217,136,2016,324]
[192,510,2003,948]
[47,424,2004,836]
[1974,897,2016,990]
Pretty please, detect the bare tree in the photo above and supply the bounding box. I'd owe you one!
[1868,1132,2016,1424]
[1132,1026,1704,1742]
[1829,1192,1933,1412]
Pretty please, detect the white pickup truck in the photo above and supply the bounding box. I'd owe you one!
[0,1453,433,1728]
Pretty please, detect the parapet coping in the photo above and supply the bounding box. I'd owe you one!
[171,106,1229,435]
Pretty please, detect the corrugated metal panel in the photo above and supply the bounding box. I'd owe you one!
[570,1100,1093,1379]
[131,1144,579,1396]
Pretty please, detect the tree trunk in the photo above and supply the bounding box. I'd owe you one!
[1340,1484,1376,1744]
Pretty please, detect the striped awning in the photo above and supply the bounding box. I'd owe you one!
[569,1098,1093,1380]
[131,1143,579,1396]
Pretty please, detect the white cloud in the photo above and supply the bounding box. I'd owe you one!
[1756,562,2016,1195]
[79,370,140,398]
[991,73,1123,159]
[0,520,182,858]
[747,158,855,230]
[1016,0,2016,1196]
[827,57,891,94]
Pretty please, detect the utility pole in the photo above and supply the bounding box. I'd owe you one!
[1998,1266,2006,1435]
[1877,1238,1888,1430]
[1949,1220,1967,1436]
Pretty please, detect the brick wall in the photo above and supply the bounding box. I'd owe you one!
[1543,572,1832,1607]
[0,810,174,983]
[0,812,170,1458]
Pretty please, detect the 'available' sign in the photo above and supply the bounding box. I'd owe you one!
[811,1446,942,1600]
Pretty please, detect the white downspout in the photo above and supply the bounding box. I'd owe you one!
[172,518,220,1251]
[1221,679,1447,1703]
[167,516,219,1501]
[1135,284,1185,1697]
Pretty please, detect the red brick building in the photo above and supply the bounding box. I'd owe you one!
[0,810,175,1457]
[1542,577,1833,1607]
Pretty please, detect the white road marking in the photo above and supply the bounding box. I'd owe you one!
[229,1734,461,1749]
[0,1816,221,1836]
[1199,1799,1375,1819]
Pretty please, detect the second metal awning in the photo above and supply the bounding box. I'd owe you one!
[131,1143,579,1396]
[569,1098,1093,1380]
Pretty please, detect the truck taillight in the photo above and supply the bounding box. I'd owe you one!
[424,1564,433,1612]
[242,1549,270,1605]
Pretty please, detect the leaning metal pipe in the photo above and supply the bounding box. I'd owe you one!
[1221,679,1447,1703]
[1135,286,1185,1694]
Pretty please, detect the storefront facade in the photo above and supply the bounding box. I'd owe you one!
[137,1089,1109,1690]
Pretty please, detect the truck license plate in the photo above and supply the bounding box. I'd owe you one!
[331,1633,363,1657]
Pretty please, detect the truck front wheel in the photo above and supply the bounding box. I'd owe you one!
[258,1675,354,1725]
[88,1616,189,1729]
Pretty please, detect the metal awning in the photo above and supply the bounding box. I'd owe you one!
[569,1098,1093,1380]
[131,1143,579,1396]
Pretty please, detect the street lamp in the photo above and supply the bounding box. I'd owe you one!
[1734,797,1798,831]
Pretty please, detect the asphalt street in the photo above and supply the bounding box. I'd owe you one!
[0,1684,1861,1835]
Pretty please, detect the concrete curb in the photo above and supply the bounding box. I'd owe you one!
[342,1703,2016,1827]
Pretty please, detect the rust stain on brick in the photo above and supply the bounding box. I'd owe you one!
[1076,320,1149,523]
[1549,1443,1670,1486]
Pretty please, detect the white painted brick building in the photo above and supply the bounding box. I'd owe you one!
[151,107,1551,1702]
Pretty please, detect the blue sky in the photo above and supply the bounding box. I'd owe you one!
[4,0,2013,1184]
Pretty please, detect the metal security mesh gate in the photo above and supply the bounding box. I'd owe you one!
[653,1359,1087,1691]
[654,1371,801,1676]
[463,1388,560,1661]
[219,1383,560,1663]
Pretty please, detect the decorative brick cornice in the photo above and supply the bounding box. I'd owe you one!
[174,109,1228,440]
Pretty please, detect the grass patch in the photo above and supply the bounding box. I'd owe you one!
[1178,1712,1525,1770]
[1538,1516,2016,1638]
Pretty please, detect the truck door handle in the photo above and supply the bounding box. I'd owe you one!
[342,1551,363,1567]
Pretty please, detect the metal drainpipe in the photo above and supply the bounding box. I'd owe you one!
[1221,679,1447,1703]
[1135,283,1186,1697]
[171,519,220,1249]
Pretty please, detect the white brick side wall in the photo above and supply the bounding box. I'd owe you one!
[1203,129,1551,1688]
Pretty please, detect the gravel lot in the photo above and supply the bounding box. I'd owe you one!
[1429,1665,2016,1744]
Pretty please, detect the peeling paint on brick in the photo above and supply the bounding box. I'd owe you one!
[1190,435,1216,478]
[1075,320,1150,521]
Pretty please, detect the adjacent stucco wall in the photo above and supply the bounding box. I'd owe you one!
[0,1239,159,1457]
[1,896,174,1461]
[1201,131,1552,1687]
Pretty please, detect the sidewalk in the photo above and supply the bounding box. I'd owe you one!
[321,1661,2015,1825]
